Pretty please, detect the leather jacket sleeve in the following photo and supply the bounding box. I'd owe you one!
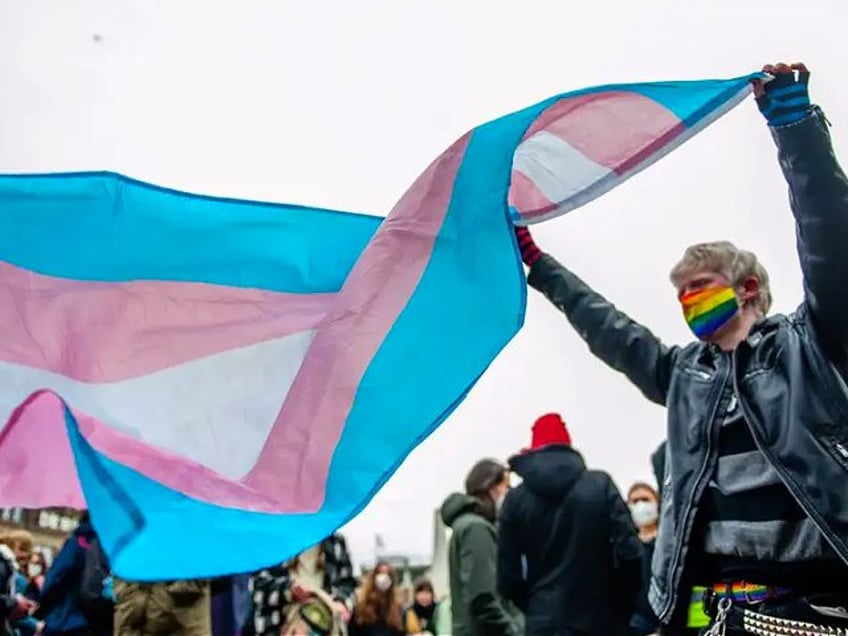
[527,254,679,405]
[772,107,848,354]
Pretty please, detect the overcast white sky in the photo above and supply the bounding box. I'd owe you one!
[2,0,846,566]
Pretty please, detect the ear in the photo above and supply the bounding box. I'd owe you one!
[739,276,760,305]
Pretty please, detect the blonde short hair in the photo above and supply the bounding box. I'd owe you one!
[670,241,772,315]
[0,529,34,553]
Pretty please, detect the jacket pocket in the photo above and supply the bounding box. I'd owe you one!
[677,365,713,383]
[113,580,141,605]
[166,580,206,607]
[113,581,147,629]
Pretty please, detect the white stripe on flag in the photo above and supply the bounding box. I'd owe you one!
[0,330,314,479]
[512,131,613,206]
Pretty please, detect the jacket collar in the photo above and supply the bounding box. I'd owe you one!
[697,313,783,362]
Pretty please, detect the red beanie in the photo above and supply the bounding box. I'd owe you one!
[531,413,572,449]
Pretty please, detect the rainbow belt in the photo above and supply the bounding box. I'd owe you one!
[688,583,794,628]
[710,582,793,604]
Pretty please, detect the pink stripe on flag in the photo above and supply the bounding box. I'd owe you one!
[0,392,85,509]
[521,91,684,174]
[0,260,333,382]
[0,391,296,511]
[508,169,557,217]
[0,135,469,515]
[242,133,473,511]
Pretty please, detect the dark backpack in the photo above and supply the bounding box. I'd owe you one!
[78,536,114,624]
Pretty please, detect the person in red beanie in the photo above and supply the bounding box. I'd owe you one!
[527,413,572,448]
[496,413,643,636]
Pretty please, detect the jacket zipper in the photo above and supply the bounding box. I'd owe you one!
[832,439,848,462]
[732,354,848,566]
[658,364,729,622]
[821,358,848,469]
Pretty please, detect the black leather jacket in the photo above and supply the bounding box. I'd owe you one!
[526,107,848,622]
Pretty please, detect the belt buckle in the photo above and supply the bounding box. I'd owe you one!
[740,581,765,606]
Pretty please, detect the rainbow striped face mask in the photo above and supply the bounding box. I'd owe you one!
[680,285,739,340]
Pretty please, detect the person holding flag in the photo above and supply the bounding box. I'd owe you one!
[516,62,848,635]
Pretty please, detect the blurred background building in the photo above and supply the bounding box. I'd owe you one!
[0,507,82,563]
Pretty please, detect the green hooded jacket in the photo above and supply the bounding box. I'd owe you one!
[440,493,522,636]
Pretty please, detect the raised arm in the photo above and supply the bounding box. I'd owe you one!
[757,64,848,352]
[516,227,678,405]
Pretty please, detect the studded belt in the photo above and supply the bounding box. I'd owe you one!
[705,598,848,636]
[742,608,848,635]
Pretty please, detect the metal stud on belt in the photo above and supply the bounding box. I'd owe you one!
[742,608,847,635]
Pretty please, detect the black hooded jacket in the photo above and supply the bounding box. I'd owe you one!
[497,445,643,636]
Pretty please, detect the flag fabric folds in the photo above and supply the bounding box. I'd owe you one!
[0,74,757,580]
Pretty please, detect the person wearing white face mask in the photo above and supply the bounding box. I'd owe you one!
[24,552,47,599]
[348,563,405,636]
[628,483,662,636]
[628,483,660,545]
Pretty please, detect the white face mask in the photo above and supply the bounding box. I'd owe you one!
[629,501,659,528]
[27,564,43,578]
[374,572,392,592]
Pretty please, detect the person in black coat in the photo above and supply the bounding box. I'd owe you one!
[497,413,644,636]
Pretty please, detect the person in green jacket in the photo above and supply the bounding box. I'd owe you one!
[440,459,522,636]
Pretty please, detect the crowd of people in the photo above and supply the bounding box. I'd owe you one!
[0,419,667,636]
[0,519,453,636]
[2,61,847,636]
[439,416,670,636]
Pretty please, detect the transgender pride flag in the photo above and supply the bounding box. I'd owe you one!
[0,74,757,580]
